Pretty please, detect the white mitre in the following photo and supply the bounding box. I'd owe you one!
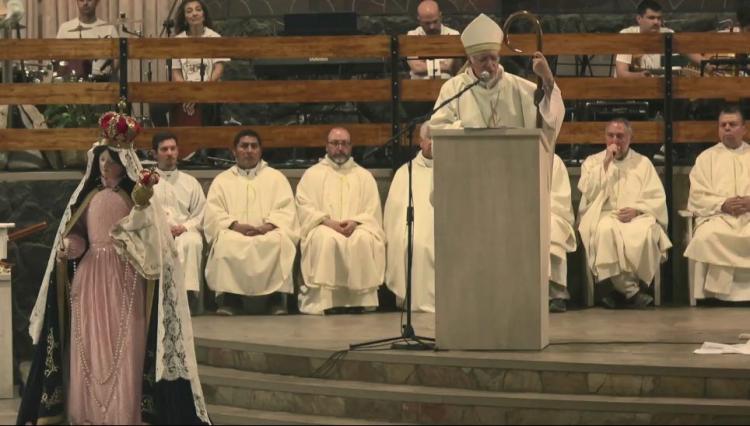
[461,13,504,56]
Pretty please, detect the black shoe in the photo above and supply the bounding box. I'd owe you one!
[215,294,240,316]
[600,294,619,309]
[188,292,202,316]
[549,298,567,313]
[269,302,288,315]
[625,291,654,309]
[216,305,240,316]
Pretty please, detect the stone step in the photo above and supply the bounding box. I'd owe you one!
[207,404,412,425]
[196,343,750,400]
[199,365,750,425]
[0,398,19,425]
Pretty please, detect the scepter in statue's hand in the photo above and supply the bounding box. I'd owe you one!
[132,168,160,207]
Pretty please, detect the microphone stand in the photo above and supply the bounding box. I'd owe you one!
[121,22,147,121]
[160,0,179,81]
[362,75,485,162]
[13,22,25,78]
[350,73,487,352]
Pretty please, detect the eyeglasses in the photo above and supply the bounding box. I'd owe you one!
[327,140,352,148]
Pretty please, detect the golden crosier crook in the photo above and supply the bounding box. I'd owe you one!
[502,10,544,54]
[502,10,545,121]
[503,10,556,188]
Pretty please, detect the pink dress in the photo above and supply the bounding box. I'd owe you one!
[67,187,146,424]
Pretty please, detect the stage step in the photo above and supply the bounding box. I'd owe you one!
[207,404,412,425]
[199,365,750,425]
[196,342,750,400]
[0,398,19,425]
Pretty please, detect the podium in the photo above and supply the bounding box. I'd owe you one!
[0,223,14,398]
[432,129,550,351]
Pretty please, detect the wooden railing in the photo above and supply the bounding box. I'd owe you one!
[1,32,749,153]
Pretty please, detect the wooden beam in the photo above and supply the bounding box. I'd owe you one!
[0,32,742,64]
[558,121,724,145]
[401,77,664,102]
[543,33,664,55]
[558,121,661,145]
[1,77,740,106]
[147,124,393,156]
[129,80,392,103]
[557,77,663,100]
[398,33,664,57]
[0,83,119,105]
[0,124,392,154]
[399,35,465,58]
[0,39,117,60]
[674,77,750,99]
[0,128,100,150]
[128,36,391,60]
[400,79,443,102]
[673,32,750,55]
[0,122,725,154]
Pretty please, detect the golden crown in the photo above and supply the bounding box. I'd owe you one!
[98,111,141,149]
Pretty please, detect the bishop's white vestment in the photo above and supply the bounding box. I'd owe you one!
[296,156,386,314]
[153,168,206,293]
[203,162,299,297]
[384,151,434,312]
[685,142,750,301]
[578,149,672,293]
[428,67,564,154]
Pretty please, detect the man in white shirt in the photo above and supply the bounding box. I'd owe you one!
[406,0,460,80]
[56,0,118,80]
[614,0,705,78]
[685,106,750,302]
[151,132,207,313]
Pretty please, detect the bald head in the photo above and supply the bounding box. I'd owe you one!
[417,1,442,35]
[327,127,351,143]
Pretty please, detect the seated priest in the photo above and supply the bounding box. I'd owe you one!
[203,129,299,315]
[151,132,207,313]
[296,127,386,315]
[384,123,435,312]
[685,106,750,302]
[548,154,577,313]
[578,118,672,309]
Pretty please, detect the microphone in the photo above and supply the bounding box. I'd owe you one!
[363,69,491,161]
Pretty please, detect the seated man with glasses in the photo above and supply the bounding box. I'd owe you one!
[295,127,386,315]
